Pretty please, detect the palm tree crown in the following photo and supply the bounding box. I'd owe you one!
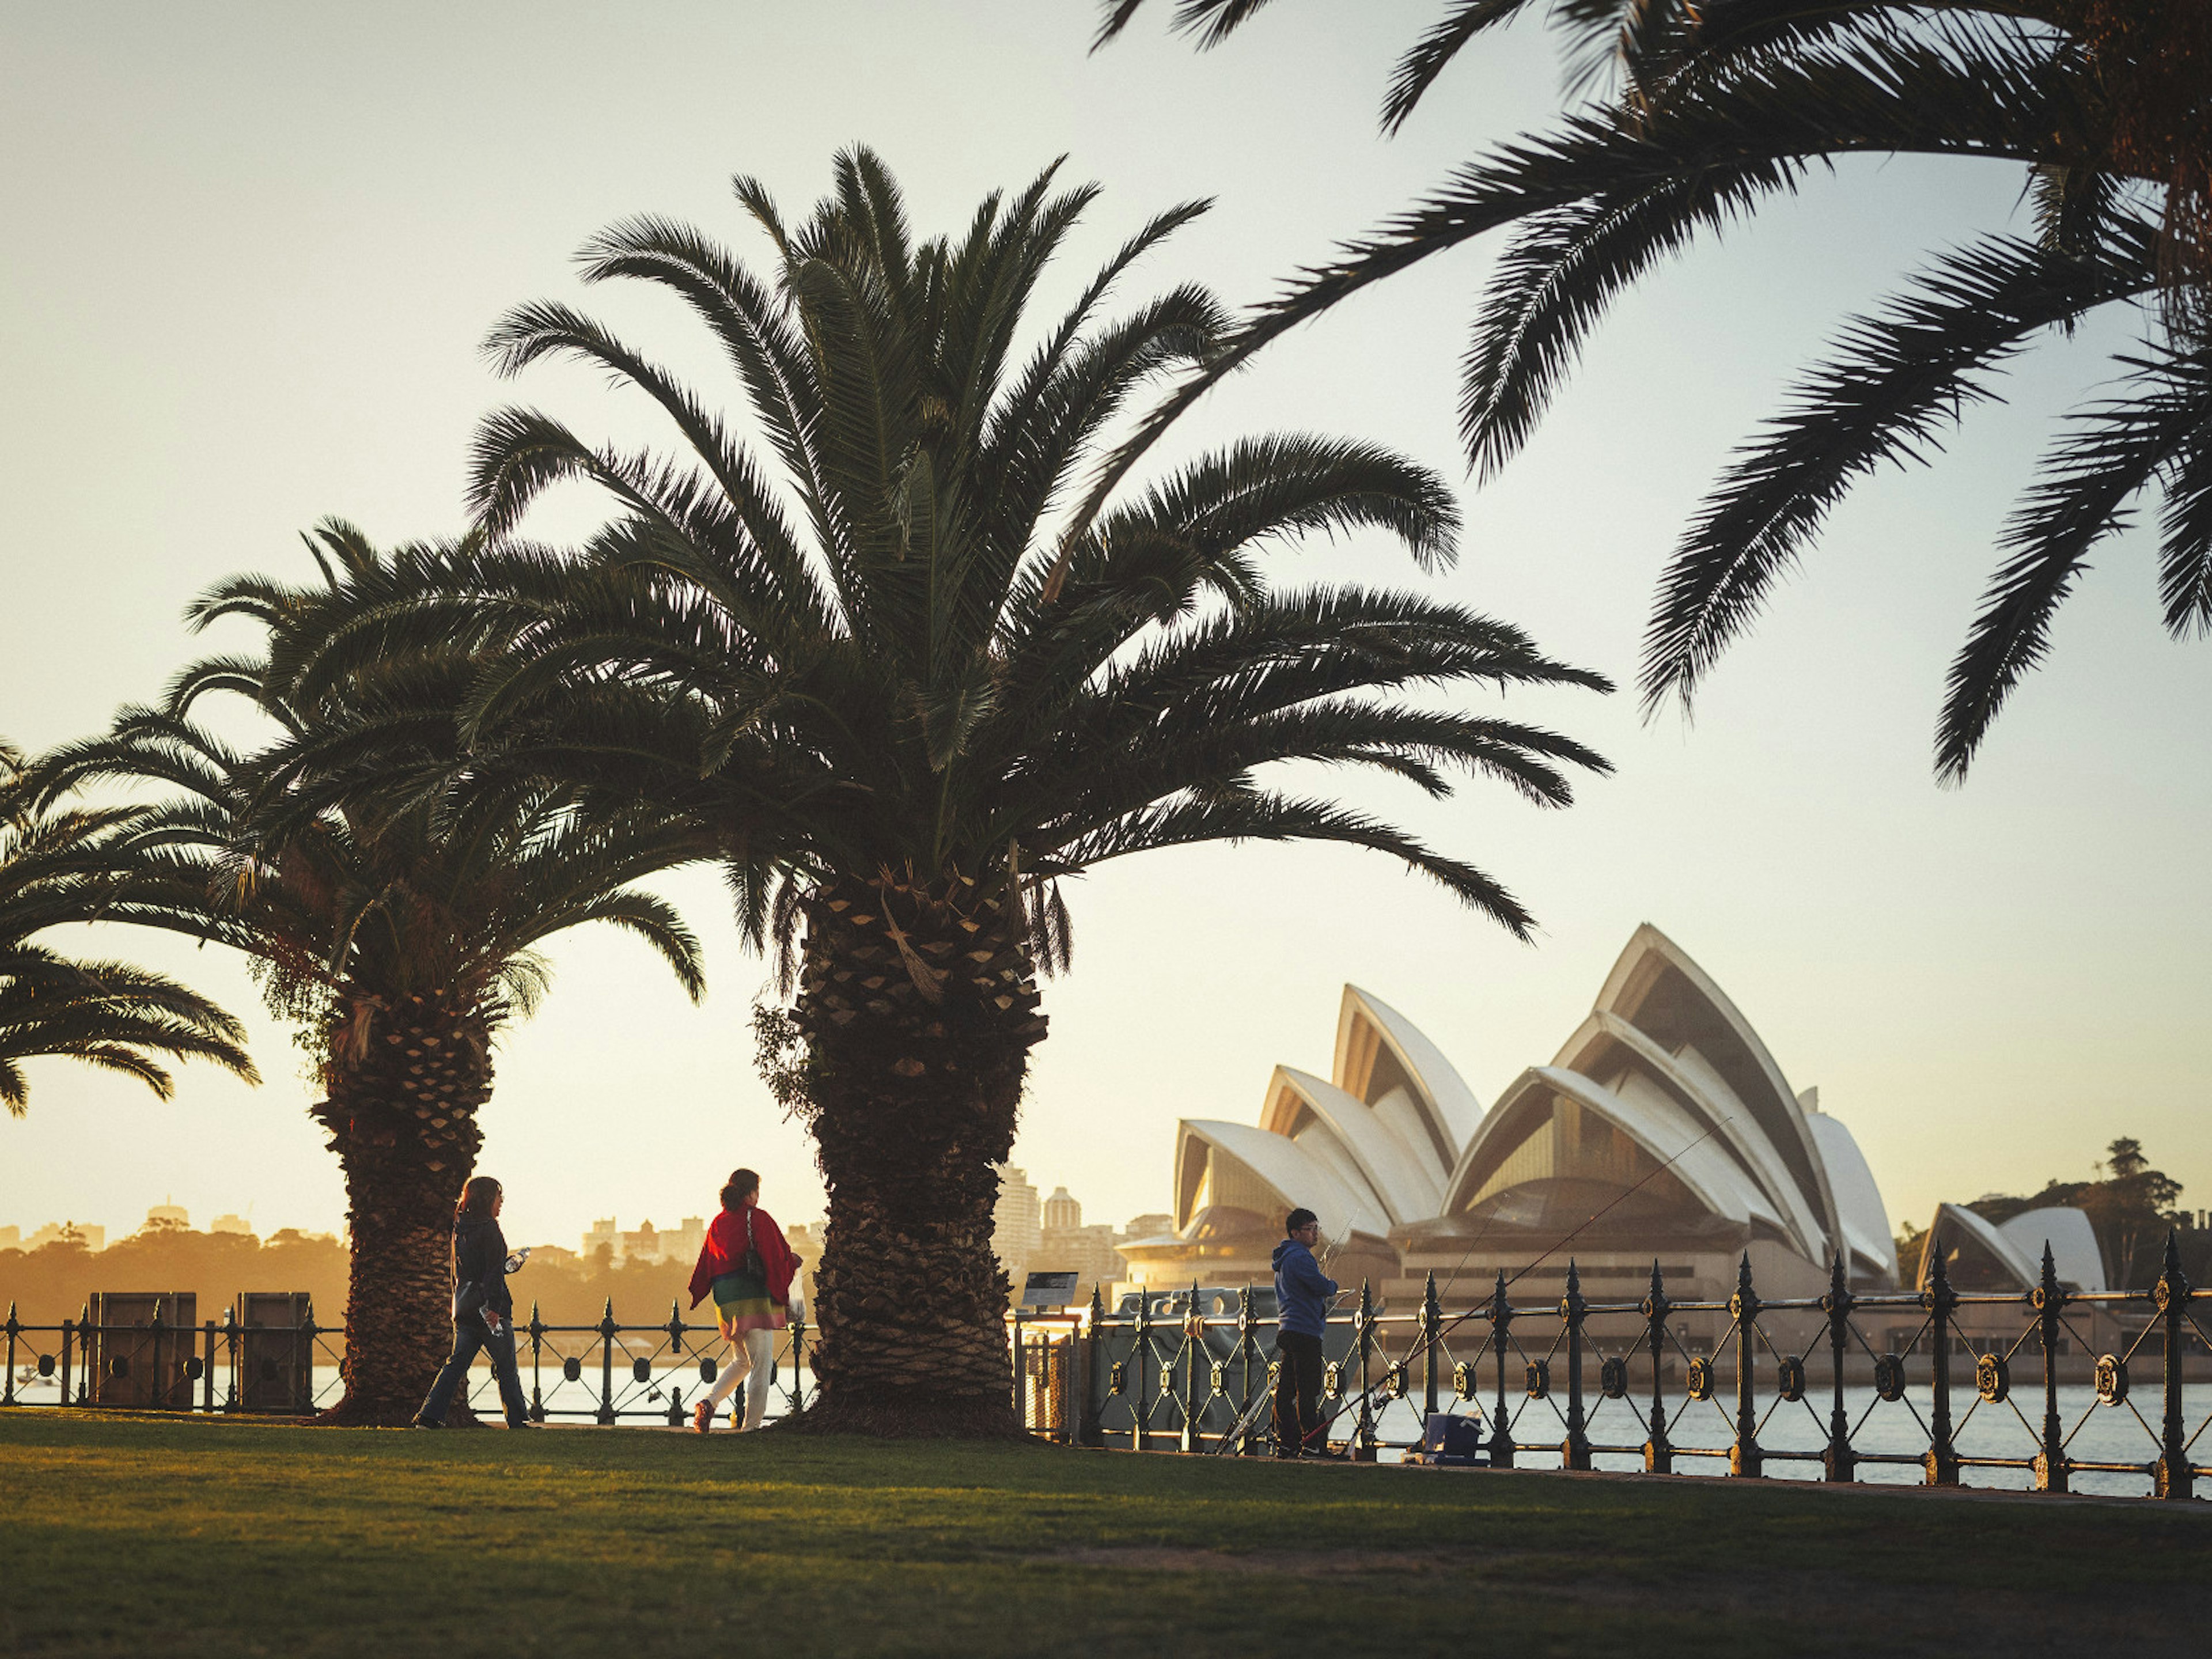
[1101,0,2212,779]
[39,523,710,1420]
[366,147,1613,940]
[1,741,257,1115]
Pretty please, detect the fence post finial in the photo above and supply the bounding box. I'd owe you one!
[1729,1252,1761,1478]
[1421,1270,1441,1423]
[1487,1270,1515,1469]
[1642,1259,1671,1474]
[1079,1284,1105,1449]
[1925,1235,1958,1485]
[1560,1260,1590,1471]
[2156,1228,2194,1500]
[2033,1240,2067,1492]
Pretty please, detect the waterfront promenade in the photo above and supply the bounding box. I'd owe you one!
[3,1414,2203,1657]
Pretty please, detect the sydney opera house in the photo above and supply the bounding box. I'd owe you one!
[1119,925,1905,1312]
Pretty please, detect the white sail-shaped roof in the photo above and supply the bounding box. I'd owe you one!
[1919,1202,2103,1293]
[1146,931,1902,1289]
[1998,1207,2107,1294]
[1591,925,1842,1253]
[1429,926,1899,1283]
[1172,1119,1389,1243]
[1553,1009,1828,1263]
[1805,1111,1897,1282]
[1332,987,1483,1170]
[1922,1202,2040,1291]
[1444,1065,1789,1233]
[1259,1067,1445,1226]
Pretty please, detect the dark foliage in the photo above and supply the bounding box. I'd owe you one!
[0,743,256,1114]
[1100,0,2212,779]
[1965,1134,2194,1289]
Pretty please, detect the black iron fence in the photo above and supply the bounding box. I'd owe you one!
[1030,1232,2211,1501]
[13,1232,2208,1495]
[1,1295,815,1428]
[510,1299,815,1426]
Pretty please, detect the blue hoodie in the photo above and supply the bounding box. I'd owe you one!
[1272,1237,1338,1338]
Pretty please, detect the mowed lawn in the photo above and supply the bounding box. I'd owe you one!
[2,1415,2206,1657]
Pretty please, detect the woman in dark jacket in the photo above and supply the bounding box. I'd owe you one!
[413,1175,532,1429]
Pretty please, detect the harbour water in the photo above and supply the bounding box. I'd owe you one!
[1362,1384,2206,1498]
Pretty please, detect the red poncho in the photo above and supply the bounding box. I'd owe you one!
[687,1204,799,1310]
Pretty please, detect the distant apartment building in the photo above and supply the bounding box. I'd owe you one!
[210,1214,252,1236]
[1031,1188,1127,1301]
[0,1226,18,1251]
[658,1217,707,1268]
[579,1215,708,1267]
[990,1165,1042,1283]
[145,1200,190,1231]
[785,1221,825,1311]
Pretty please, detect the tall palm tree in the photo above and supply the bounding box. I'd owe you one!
[1099,0,2212,778]
[1,741,257,1113]
[40,527,711,1422]
[322,150,1614,1434]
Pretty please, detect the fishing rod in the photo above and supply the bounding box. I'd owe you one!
[1503,1117,1733,1296]
[1207,1198,1504,1458]
[1306,1117,1735,1452]
[1210,1161,1622,1459]
[1206,1225,1354,1455]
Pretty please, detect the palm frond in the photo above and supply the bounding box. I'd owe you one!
[1937,344,2212,778]
[1646,226,2159,714]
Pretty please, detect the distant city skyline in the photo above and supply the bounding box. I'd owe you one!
[0,1165,1180,1273]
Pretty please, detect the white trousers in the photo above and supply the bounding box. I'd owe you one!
[702,1328,778,1429]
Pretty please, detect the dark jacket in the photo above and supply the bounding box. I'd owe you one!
[1272,1237,1338,1338]
[453,1216,514,1320]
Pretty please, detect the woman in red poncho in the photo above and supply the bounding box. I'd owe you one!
[688,1168,800,1432]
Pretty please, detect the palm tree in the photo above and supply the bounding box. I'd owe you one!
[39,527,711,1422]
[325,150,1614,1434]
[1097,0,2212,778]
[1,742,257,1113]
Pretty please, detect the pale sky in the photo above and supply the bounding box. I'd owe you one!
[5,2,2207,1260]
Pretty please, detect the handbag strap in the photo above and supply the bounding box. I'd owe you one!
[740,1205,766,1277]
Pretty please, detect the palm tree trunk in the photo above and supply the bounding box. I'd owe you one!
[785,871,1046,1437]
[310,990,492,1426]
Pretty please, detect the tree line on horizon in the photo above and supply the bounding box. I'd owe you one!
[3,0,2204,1434]
[0,1225,733,1337]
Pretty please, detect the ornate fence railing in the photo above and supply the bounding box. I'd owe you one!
[1,1296,815,1428]
[1029,1232,2210,1501]
[12,1231,2209,1495]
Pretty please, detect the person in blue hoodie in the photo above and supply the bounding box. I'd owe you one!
[1271,1207,1338,1458]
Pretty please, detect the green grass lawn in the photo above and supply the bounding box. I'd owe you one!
[2,1414,2205,1657]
